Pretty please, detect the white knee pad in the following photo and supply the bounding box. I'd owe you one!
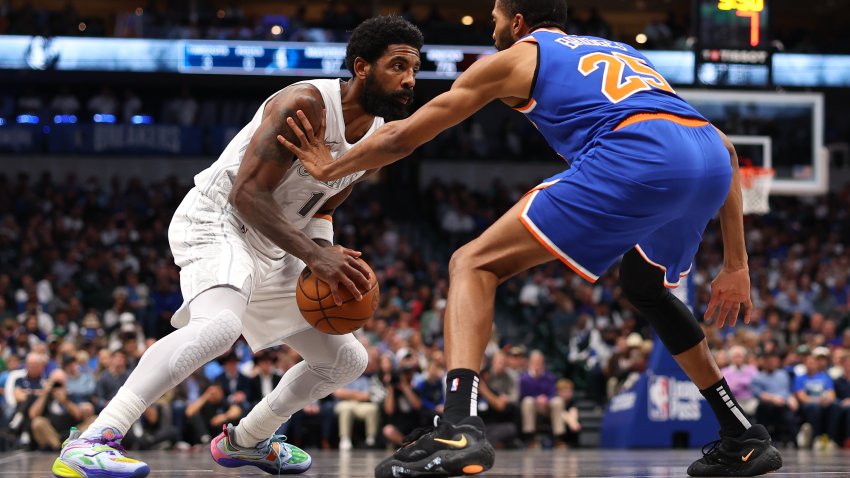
[170,310,242,385]
[309,340,368,399]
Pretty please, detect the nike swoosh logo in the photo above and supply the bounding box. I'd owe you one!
[434,434,468,449]
[742,449,755,462]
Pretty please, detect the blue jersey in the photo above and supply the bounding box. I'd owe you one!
[513,30,706,164]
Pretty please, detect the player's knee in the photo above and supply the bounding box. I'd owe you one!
[449,243,484,277]
[170,309,242,384]
[330,340,368,385]
[619,259,665,306]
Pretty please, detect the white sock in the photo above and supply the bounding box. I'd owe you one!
[81,387,147,438]
[233,397,289,448]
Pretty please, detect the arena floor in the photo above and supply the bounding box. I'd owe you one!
[0,449,848,477]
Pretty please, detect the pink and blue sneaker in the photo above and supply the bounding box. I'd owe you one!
[210,424,312,475]
[52,427,150,478]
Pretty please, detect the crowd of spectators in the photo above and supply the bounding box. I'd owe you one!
[1,167,850,452]
[1,1,848,53]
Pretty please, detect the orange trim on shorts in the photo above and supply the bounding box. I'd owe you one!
[513,98,537,113]
[615,113,709,131]
[634,245,690,289]
[312,213,333,222]
[518,188,599,284]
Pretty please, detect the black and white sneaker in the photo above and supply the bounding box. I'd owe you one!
[688,424,783,477]
[374,416,495,478]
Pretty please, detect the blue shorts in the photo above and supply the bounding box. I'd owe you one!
[519,116,732,288]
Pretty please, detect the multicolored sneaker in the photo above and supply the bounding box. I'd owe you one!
[210,424,312,475]
[52,427,150,478]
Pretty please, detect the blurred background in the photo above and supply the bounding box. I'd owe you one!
[1,0,850,455]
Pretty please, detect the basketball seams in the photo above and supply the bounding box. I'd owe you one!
[297,258,379,335]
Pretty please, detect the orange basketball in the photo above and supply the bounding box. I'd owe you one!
[296,258,379,335]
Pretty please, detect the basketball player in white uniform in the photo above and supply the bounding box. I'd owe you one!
[51,17,423,477]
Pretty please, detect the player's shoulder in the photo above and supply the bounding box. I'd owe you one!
[265,81,326,118]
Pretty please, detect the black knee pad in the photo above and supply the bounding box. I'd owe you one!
[619,249,705,355]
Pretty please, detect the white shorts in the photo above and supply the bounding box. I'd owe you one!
[168,188,313,352]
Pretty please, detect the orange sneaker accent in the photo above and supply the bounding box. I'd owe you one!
[741,449,755,462]
[462,464,484,474]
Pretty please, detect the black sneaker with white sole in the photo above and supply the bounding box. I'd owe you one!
[374,416,495,478]
[688,424,783,477]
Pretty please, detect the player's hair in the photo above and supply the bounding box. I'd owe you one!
[345,15,423,75]
[499,0,568,31]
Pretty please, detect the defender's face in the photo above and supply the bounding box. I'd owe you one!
[492,1,516,51]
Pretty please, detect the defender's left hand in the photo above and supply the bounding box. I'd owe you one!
[277,110,334,181]
[705,266,752,328]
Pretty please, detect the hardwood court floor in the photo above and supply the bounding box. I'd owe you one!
[1,448,848,477]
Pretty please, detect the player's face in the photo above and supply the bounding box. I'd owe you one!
[360,44,420,121]
[492,1,516,51]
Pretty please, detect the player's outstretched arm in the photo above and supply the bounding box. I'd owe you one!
[230,85,370,303]
[279,43,537,181]
[705,126,752,328]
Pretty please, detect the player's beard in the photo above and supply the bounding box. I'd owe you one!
[360,72,414,121]
[494,28,514,51]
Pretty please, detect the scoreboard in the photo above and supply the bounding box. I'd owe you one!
[695,0,771,86]
[179,41,494,80]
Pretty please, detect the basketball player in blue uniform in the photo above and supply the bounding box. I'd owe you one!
[281,1,782,476]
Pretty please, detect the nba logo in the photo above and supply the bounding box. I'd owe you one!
[648,375,670,421]
[450,378,460,392]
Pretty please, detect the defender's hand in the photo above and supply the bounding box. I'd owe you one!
[705,266,752,328]
[277,110,334,181]
[307,245,371,305]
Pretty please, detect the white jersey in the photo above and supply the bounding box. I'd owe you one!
[168,79,384,349]
[192,78,384,256]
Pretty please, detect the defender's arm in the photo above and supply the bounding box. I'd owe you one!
[280,43,537,181]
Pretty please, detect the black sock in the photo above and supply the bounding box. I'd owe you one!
[443,368,479,424]
[700,377,752,437]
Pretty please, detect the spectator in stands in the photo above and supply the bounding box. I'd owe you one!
[247,351,281,405]
[284,395,336,450]
[834,352,850,449]
[28,369,95,450]
[414,357,445,420]
[8,352,48,445]
[381,356,421,447]
[334,347,380,450]
[215,352,250,413]
[95,350,130,410]
[795,353,840,449]
[479,351,520,448]
[123,396,179,451]
[723,345,759,417]
[556,379,581,447]
[520,350,565,448]
[184,382,240,445]
[752,352,797,446]
[61,352,95,404]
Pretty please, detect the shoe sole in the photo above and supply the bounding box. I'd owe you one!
[688,445,783,477]
[374,442,496,478]
[52,458,150,478]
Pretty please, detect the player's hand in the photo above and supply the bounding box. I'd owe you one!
[307,245,371,305]
[277,109,334,181]
[705,266,752,328]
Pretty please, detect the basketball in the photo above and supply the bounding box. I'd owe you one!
[296,258,379,335]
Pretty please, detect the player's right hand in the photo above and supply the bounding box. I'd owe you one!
[308,245,371,305]
[705,266,753,328]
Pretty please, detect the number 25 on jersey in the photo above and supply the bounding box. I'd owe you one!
[578,51,674,104]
